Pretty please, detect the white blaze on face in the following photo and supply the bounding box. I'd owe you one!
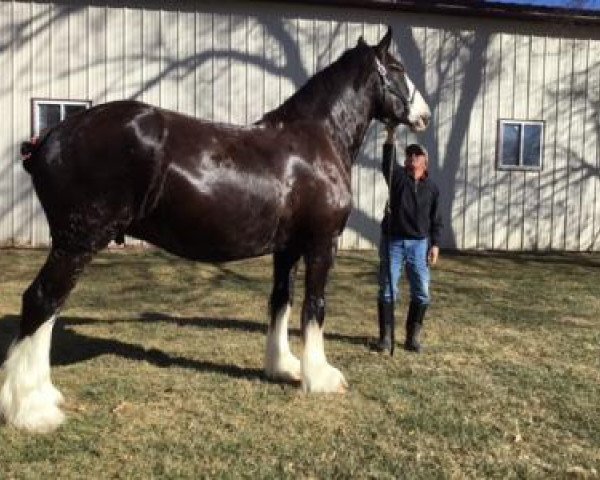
[0,316,65,433]
[404,74,431,132]
[405,75,431,130]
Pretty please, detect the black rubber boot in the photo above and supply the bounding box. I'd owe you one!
[404,302,427,353]
[374,301,395,354]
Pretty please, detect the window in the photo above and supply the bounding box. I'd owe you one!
[497,120,544,171]
[31,99,91,137]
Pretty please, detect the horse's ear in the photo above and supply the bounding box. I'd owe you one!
[375,26,393,58]
[357,35,367,47]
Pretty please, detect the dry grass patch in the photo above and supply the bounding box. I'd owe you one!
[0,248,599,478]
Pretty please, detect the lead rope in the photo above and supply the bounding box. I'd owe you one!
[385,136,396,356]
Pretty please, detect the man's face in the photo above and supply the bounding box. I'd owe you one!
[405,152,427,179]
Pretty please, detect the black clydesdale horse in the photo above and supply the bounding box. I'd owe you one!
[1,27,430,432]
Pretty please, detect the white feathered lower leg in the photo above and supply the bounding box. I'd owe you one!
[0,317,65,433]
[265,304,301,381]
[301,321,347,393]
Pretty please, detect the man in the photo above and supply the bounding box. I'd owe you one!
[375,127,442,354]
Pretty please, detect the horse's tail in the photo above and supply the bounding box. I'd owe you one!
[21,140,38,174]
[20,128,54,174]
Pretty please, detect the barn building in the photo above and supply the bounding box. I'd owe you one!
[0,0,598,251]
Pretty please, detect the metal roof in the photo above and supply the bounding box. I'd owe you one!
[272,0,600,26]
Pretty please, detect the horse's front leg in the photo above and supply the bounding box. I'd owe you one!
[301,244,348,393]
[264,251,301,382]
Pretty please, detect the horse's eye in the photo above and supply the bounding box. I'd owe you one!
[388,63,404,74]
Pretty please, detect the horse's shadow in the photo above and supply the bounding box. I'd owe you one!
[0,314,267,383]
[0,313,371,383]
[135,312,372,347]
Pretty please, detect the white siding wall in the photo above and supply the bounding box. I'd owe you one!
[0,0,599,251]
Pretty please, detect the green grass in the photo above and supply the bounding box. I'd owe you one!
[0,248,599,479]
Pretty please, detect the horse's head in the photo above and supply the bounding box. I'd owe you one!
[364,27,431,133]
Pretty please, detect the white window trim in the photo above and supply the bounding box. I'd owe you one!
[497,119,544,172]
[31,98,92,137]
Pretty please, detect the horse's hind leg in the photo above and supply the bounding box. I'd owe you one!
[264,250,301,382]
[0,248,92,432]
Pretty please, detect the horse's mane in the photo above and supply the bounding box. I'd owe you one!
[259,42,373,125]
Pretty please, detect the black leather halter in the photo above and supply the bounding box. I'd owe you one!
[375,58,415,110]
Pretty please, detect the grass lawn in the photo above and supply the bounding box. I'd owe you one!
[0,248,599,479]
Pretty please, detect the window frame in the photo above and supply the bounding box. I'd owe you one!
[31,98,92,137]
[497,119,544,172]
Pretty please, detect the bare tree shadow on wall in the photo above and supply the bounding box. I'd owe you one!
[0,4,472,250]
[2,3,599,251]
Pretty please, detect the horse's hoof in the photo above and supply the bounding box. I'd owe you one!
[1,379,66,433]
[337,375,349,393]
[18,405,65,434]
[43,383,65,406]
[301,363,348,394]
[265,351,302,383]
[1,399,65,433]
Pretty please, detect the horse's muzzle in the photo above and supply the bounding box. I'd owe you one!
[410,113,430,133]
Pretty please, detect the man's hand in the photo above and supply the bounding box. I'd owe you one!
[428,246,439,266]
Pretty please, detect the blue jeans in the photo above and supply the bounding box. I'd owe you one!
[378,236,430,305]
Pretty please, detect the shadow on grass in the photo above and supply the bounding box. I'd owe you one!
[136,312,372,347]
[0,312,370,382]
[0,314,270,384]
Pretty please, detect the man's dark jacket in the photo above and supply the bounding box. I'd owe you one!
[381,143,443,247]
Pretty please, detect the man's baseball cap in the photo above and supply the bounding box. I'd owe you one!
[405,143,428,158]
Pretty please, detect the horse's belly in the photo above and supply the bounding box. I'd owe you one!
[128,200,281,262]
[128,153,291,261]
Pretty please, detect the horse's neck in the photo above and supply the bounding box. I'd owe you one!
[323,81,376,165]
[259,54,378,167]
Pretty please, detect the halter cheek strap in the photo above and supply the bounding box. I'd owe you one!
[375,58,415,108]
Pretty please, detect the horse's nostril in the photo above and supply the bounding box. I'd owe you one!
[421,115,430,128]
